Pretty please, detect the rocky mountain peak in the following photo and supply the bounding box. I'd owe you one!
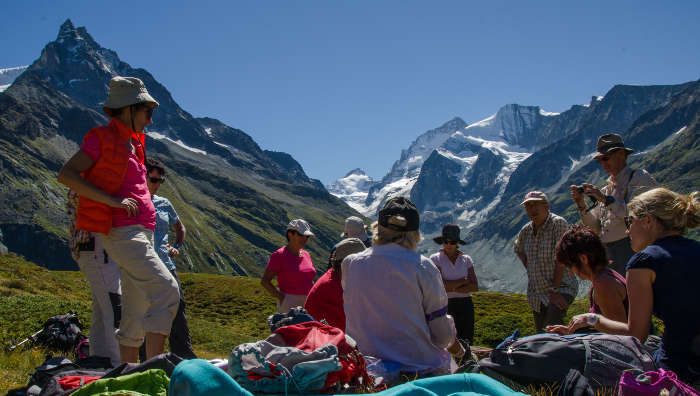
[57,19,76,41]
[462,103,550,149]
[1,19,362,274]
[344,168,366,177]
[55,19,100,52]
[385,117,468,180]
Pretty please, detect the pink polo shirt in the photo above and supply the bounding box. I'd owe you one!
[266,246,316,295]
[81,134,156,231]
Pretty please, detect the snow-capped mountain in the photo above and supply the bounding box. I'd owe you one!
[0,66,28,92]
[332,106,549,220]
[326,169,375,212]
[328,80,696,293]
[359,117,468,216]
[460,104,558,149]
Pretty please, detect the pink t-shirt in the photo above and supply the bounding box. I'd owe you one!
[80,134,156,231]
[266,246,316,295]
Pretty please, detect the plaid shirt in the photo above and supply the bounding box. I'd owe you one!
[514,212,578,312]
[66,190,93,261]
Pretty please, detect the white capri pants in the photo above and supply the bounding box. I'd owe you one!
[99,225,180,348]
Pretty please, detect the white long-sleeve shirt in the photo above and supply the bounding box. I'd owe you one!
[342,244,455,374]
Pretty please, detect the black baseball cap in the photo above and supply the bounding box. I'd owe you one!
[378,197,420,232]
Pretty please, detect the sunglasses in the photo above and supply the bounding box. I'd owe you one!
[624,215,646,230]
[149,177,165,184]
[443,240,458,246]
[596,149,622,163]
[138,105,155,120]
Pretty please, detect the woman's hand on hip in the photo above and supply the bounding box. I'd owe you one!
[112,197,139,217]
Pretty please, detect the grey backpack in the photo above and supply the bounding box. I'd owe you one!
[478,333,656,389]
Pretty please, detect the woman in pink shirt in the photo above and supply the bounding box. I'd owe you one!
[261,219,317,313]
[58,77,179,363]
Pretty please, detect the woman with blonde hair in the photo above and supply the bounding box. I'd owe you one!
[341,197,457,376]
[565,188,700,383]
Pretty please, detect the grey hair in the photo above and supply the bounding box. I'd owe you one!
[628,188,700,234]
[371,220,423,251]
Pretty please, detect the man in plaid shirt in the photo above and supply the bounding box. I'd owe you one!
[514,191,578,333]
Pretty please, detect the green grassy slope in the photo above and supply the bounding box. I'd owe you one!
[0,254,599,393]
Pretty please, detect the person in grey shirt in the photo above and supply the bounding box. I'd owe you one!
[570,133,657,275]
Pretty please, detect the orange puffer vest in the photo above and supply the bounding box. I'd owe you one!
[76,118,146,234]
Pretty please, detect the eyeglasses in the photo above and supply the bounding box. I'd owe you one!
[149,177,165,184]
[443,240,458,245]
[624,215,636,230]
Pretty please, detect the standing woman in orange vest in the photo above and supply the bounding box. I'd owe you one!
[58,77,180,363]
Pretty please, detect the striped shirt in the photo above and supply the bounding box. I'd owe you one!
[514,212,578,312]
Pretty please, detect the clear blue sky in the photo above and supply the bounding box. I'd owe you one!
[2,1,699,184]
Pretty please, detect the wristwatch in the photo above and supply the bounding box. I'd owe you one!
[586,313,599,326]
[172,243,182,250]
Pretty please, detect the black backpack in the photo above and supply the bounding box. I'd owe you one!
[478,333,656,389]
[34,313,87,352]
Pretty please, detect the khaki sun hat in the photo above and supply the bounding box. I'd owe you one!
[103,76,159,116]
[330,237,366,266]
[521,191,548,205]
[341,216,368,240]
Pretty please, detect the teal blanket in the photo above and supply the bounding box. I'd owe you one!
[169,360,526,396]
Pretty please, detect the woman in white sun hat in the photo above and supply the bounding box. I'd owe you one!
[261,219,317,313]
[58,76,179,363]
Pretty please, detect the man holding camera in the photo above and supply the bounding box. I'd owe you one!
[570,133,657,275]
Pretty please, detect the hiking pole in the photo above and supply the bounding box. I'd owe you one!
[8,328,43,352]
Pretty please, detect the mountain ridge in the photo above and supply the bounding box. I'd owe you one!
[0,19,360,274]
[329,79,699,292]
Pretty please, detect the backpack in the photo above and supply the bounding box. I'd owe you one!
[619,369,700,396]
[267,307,316,332]
[34,313,87,352]
[102,353,183,378]
[38,370,105,396]
[478,333,656,389]
[27,357,81,390]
